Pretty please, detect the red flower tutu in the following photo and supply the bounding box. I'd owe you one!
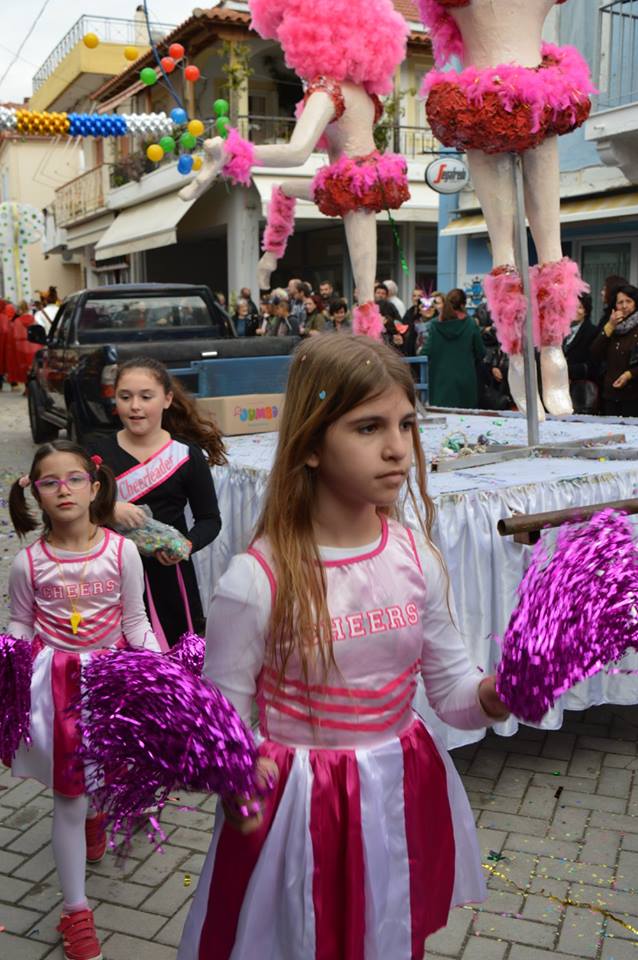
[423,43,594,154]
[311,151,410,218]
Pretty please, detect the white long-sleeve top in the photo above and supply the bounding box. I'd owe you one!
[204,518,492,749]
[9,530,160,652]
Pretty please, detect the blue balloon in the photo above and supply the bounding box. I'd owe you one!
[170,107,188,125]
[177,154,194,175]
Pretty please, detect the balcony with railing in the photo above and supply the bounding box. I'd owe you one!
[235,115,437,156]
[54,165,110,227]
[33,15,175,91]
[585,0,638,180]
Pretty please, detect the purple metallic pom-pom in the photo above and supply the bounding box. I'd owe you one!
[166,632,205,676]
[496,509,638,723]
[0,634,32,761]
[77,648,259,849]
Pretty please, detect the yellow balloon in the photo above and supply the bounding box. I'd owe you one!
[83,33,100,49]
[192,156,203,171]
[187,119,205,137]
[146,144,164,163]
[124,46,138,61]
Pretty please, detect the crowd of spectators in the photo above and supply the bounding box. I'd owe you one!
[0,286,60,393]
[223,273,638,414]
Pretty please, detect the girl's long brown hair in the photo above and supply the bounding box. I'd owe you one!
[115,357,227,465]
[254,335,437,689]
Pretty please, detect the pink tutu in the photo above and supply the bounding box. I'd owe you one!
[311,151,410,218]
[423,43,595,154]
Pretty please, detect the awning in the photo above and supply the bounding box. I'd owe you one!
[441,190,638,237]
[252,174,439,224]
[95,191,196,261]
[65,212,115,251]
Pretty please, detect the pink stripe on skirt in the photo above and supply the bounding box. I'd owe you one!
[402,722,456,956]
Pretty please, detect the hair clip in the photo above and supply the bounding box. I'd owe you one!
[18,475,31,488]
[90,454,103,468]
[318,390,327,401]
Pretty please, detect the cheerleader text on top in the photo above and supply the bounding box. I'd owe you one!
[178,335,510,960]
[7,441,160,960]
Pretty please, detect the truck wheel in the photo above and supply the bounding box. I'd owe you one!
[66,404,83,445]
[28,382,59,444]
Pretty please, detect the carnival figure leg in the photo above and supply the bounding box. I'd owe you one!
[258,180,313,288]
[467,150,545,418]
[343,210,384,339]
[531,258,588,417]
[484,266,546,421]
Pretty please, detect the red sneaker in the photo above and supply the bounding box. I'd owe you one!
[85,814,107,863]
[57,910,103,960]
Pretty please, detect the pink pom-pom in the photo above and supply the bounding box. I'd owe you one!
[353,301,384,340]
[531,257,589,348]
[0,635,32,761]
[496,510,638,723]
[222,128,256,187]
[166,631,205,676]
[77,648,263,851]
[262,187,297,258]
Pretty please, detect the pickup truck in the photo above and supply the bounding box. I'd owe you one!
[27,283,296,443]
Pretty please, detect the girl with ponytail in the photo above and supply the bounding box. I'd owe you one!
[7,440,160,960]
[89,357,225,648]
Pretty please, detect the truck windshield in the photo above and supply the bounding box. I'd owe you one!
[78,294,226,338]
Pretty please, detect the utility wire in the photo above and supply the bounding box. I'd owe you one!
[0,0,55,95]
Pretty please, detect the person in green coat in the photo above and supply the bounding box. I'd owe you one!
[419,288,486,408]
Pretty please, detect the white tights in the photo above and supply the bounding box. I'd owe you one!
[52,793,90,913]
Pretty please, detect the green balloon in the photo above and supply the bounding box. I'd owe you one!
[179,131,197,149]
[140,67,158,85]
[159,135,176,153]
[213,99,229,117]
[216,116,230,138]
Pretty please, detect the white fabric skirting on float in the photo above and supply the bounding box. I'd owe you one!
[192,415,638,747]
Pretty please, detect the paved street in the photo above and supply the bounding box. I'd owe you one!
[1,388,637,960]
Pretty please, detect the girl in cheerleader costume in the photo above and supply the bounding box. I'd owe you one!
[7,440,160,960]
[180,0,411,340]
[89,357,225,649]
[178,335,510,960]
[419,0,595,417]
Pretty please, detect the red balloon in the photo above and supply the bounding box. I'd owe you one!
[160,56,176,74]
[184,64,201,83]
[168,43,185,61]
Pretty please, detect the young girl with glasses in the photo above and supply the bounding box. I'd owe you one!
[7,439,160,960]
[178,336,509,960]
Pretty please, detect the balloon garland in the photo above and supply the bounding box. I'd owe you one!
[22,30,228,177]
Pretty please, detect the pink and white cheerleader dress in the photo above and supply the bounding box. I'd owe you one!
[179,516,493,960]
[8,529,159,797]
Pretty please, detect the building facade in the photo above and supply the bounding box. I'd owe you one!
[41,0,441,305]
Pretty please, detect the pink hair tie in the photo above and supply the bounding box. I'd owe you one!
[90,454,103,468]
[221,129,256,187]
[18,476,30,488]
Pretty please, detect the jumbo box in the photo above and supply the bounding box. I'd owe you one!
[197,394,284,436]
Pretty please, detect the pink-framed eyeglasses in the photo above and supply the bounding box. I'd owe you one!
[34,472,92,494]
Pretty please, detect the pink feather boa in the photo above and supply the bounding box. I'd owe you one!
[353,301,384,340]
[421,43,596,134]
[249,0,408,96]
[262,187,297,258]
[484,266,527,356]
[221,128,257,187]
[531,257,589,348]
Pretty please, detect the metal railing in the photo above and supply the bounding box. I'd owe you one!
[596,0,638,110]
[32,15,175,91]
[235,115,438,157]
[54,165,109,226]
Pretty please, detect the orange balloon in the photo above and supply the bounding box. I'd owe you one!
[168,43,185,60]
[184,65,200,83]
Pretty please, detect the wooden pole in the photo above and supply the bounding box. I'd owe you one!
[497,497,638,542]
